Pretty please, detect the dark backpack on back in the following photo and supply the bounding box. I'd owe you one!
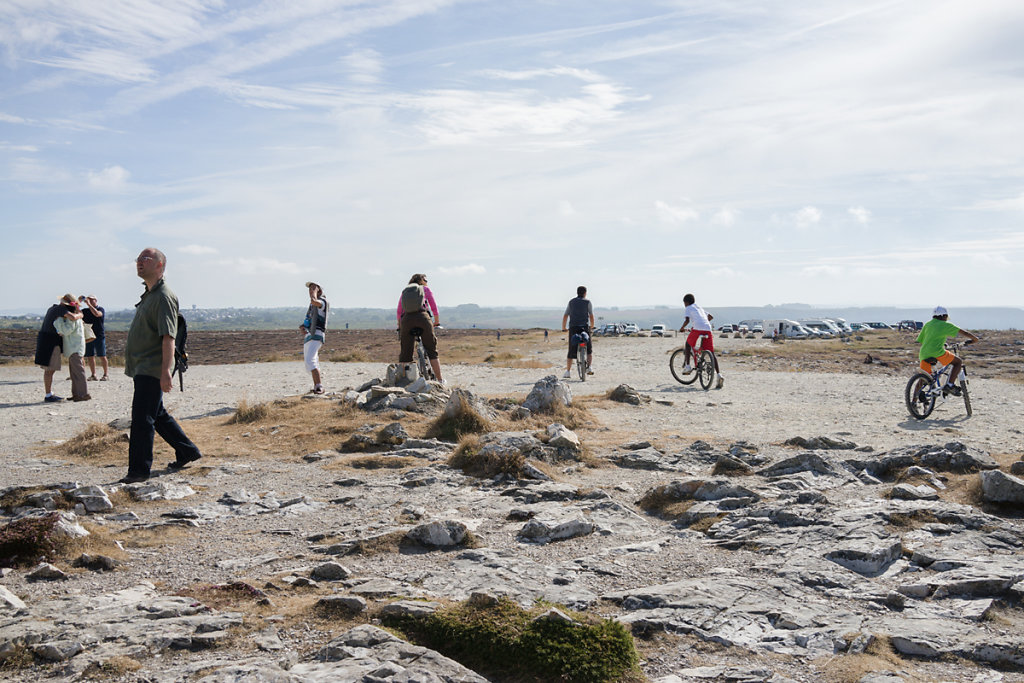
[401,284,427,316]
[172,313,189,392]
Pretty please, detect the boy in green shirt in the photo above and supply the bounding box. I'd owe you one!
[916,306,979,396]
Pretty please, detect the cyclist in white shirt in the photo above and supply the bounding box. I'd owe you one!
[678,293,724,388]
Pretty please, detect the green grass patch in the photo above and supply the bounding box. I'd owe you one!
[385,598,640,682]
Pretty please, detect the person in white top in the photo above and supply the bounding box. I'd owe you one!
[678,293,724,388]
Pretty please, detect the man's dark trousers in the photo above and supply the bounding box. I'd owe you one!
[128,375,202,477]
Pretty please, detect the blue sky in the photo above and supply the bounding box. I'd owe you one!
[3,0,1024,312]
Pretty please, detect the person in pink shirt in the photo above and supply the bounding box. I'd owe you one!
[397,273,444,384]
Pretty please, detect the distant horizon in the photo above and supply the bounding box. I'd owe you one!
[5,301,1024,317]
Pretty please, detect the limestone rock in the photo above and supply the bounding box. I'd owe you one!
[519,514,595,543]
[522,375,572,413]
[376,422,408,445]
[979,470,1024,504]
[609,384,651,405]
[0,586,25,610]
[310,561,351,581]
[27,562,69,581]
[546,423,581,451]
[406,520,468,547]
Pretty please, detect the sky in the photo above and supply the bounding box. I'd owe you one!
[3,0,1024,313]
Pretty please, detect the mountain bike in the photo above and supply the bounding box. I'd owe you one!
[670,336,717,390]
[904,341,973,419]
[570,328,590,381]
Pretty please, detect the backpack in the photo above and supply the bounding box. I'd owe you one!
[401,284,427,315]
[172,313,189,392]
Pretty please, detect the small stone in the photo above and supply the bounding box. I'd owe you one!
[27,562,69,581]
[73,553,120,571]
[316,595,367,614]
[311,561,352,581]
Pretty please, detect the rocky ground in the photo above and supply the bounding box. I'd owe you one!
[1,333,1023,682]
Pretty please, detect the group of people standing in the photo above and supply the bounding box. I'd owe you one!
[34,294,108,403]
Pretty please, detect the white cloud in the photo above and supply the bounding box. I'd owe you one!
[220,257,302,275]
[973,193,1024,212]
[437,263,486,276]
[848,206,871,224]
[801,265,842,277]
[343,48,384,85]
[794,206,822,229]
[708,266,738,278]
[655,200,698,224]
[0,112,27,124]
[35,47,155,83]
[179,244,218,255]
[711,208,738,227]
[558,200,577,216]
[0,142,38,152]
[87,165,130,191]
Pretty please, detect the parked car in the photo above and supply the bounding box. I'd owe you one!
[849,322,871,332]
[865,322,893,330]
[650,324,667,337]
[719,324,734,334]
[622,323,640,336]
[751,324,764,334]
[596,324,620,336]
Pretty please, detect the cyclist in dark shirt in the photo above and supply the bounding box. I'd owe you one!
[561,286,595,378]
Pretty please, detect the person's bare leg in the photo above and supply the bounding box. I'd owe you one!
[100,356,108,378]
[87,356,97,378]
[311,369,321,387]
[429,359,443,382]
[948,357,963,385]
[44,369,55,394]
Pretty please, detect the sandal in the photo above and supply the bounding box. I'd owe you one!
[100,376,108,381]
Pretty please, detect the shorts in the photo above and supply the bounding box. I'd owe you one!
[400,312,438,362]
[920,350,955,373]
[46,345,62,372]
[687,329,714,353]
[304,339,322,371]
[567,326,592,359]
[85,337,107,357]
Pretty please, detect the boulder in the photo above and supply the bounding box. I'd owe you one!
[406,520,468,547]
[979,470,1024,504]
[609,384,651,405]
[546,423,581,451]
[522,375,572,413]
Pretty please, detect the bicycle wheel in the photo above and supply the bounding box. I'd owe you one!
[670,348,698,385]
[697,350,716,390]
[577,343,587,381]
[960,378,971,417]
[417,340,434,381]
[905,373,936,419]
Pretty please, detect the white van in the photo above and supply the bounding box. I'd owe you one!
[650,324,667,337]
[762,319,809,339]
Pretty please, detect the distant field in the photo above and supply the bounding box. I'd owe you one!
[3,328,1021,381]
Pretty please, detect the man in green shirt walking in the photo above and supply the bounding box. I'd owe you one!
[916,306,979,396]
[120,248,202,483]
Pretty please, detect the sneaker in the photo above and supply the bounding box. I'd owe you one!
[312,386,325,395]
[118,474,148,484]
[945,384,962,396]
[72,394,92,402]
[587,366,594,375]
[440,379,449,388]
[44,394,63,403]
[716,376,724,389]
[563,370,571,378]
[682,364,692,374]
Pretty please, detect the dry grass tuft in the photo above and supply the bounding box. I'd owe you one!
[448,435,526,479]
[636,486,694,521]
[426,404,491,442]
[814,634,915,683]
[688,513,726,534]
[117,522,196,549]
[63,423,128,459]
[328,350,369,362]
[342,530,407,556]
[81,656,143,679]
[231,398,271,424]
